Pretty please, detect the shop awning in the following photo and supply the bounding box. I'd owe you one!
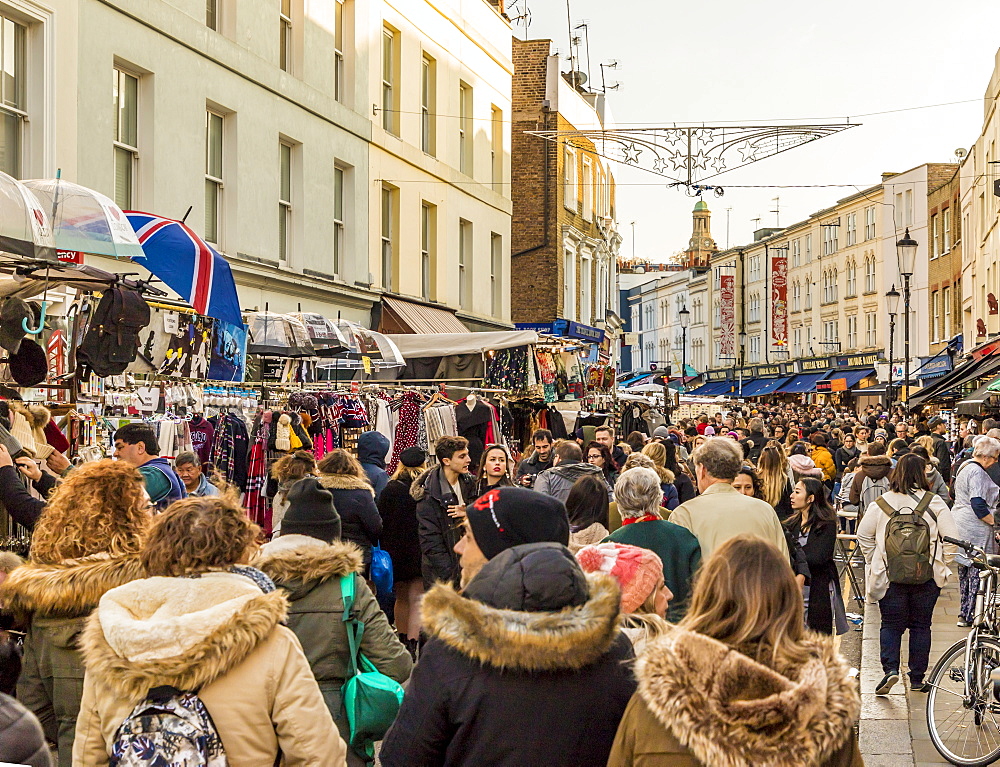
[379,296,469,335]
[687,380,734,396]
[957,375,1000,416]
[619,372,656,387]
[385,330,539,358]
[739,377,793,397]
[838,368,877,389]
[778,371,832,394]
[908,353,1000,408]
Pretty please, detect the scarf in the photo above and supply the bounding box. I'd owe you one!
[622,514,660,525]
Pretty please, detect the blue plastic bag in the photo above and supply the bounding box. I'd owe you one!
[370,544,394,599]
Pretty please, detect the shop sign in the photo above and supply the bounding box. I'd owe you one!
[833,352,882,369]
[972,339,1000,361]
[565,321,605,343]
[799,357,830,372]
[770,249,788,348]
[816,378,848,393]
[623,332,639,346]
[514,322,558,335]
[755,364,782,377]
[705,369,730,382]
[917,354,954,379]
[57,250,83,264]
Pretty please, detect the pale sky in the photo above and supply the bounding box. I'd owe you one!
[516,0,1000,261]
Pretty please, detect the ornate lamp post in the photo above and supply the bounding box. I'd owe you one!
[679,305,690,393]
[886,284,900,409]
[897,229,918,409]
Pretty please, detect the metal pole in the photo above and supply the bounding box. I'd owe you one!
[887,313,895,410]
[903,273,911,409]
[681,326,688,393]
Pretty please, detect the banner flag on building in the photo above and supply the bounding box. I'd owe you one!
[720,273,735,357]
[771,250,788,347]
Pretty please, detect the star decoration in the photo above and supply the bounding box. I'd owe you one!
[668,150,688,171]
[652,156,668,174]
[622,143,642,164]
[737,141,758,163]
[690,150,710,171]
[708,155,726,174]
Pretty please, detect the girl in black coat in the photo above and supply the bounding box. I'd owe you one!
[662,439,696,503]
[377,450,427,651]
[317,450,382,569]
[785,477,842,635]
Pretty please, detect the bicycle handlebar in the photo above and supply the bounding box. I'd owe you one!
[943,536,976,551]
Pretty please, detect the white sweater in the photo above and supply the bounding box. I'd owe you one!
[856,489,959,601]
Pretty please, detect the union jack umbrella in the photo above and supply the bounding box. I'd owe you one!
[126,212,243,327]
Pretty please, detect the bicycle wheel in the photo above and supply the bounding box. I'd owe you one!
[926,635,1000,766]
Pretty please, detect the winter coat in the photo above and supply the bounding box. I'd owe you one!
[0,465,57,531]
[857,489,959,602]
[811,446,837,482]
[607,627,863,767]
[377,475,423,582]
[379,543,636,767]
[0,692,51,767]
[785,516,839,635]
[533,460,612,504]
[568,522,610,554]
[669,482,790,560]
[317,474,382,561]
[927,466,952,505]
[514,450,553,480]
[411,465,478,587]
[72,571,346,767]
[254,536,412,748]
[607,519,701,622]
[834,445,860,477]
[740,431,767,464]
[849,454,894,506]
[672,470,697,504]
[0,554,145,767]
[930,431,953,481]
[357,432,390,500]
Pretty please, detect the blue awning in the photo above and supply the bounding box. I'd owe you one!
[739,376,794,397]
[688,380,734,396]
[839,368,877,389]
[778,371,832,394]
[619,372,655,387]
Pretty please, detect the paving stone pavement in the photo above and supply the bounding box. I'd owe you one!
[860,573,968,766]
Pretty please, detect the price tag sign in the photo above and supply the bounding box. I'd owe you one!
[350,380,360,394]
[362,356,372,374]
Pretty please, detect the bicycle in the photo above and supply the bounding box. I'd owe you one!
[926,535,1000,766]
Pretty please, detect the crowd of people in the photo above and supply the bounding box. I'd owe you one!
[0,399,993,765]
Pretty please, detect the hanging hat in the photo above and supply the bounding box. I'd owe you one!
[465,486,569,561]
[7,410,35,458]
[0,299,31,355]
[27,404,54,460]
[281,476,341,543]
[7,339,47,387]
[576,542,664,613]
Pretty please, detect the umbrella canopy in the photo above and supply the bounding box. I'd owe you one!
[246,311,314,358]
[288,312,350,357]
[0,261,138,299]
[125,211,243,326]
[317,320,403,370]
[23,178,144,259]
[0,172,56,261]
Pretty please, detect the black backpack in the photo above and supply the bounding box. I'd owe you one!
[76,287,151,378]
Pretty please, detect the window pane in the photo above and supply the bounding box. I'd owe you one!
[205,179,219,243]
[206,0,218,29]
[114,145,133,210]
[207,112,223,178]
[333,167,344,220]
[335,1,343,49]
[280,143,291,200]
[381,188,390,238]
[281,0,291,17]
[3,19,23,110]
[382,31,392,81]
[279,207,288,261]
[0,108,19,177]
[116,71,138,147]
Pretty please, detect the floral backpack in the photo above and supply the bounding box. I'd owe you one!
[110,685,227,766]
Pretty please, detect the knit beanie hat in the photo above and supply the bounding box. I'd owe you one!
[652,426,669,438]
[399,446,426,468]
[466,486,569,561]
[576,542,663,613]
[281,476,342,543]
[703,425,716,436]
[874,428,888,440]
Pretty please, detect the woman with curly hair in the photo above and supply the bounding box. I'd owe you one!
[73,495,346,765]
[318,449,383,569]
[0,460,151,766]
[586,441,619,486]
[641,442,679,510]
[268,450,317,537]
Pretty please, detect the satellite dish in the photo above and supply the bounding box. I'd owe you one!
[569,70,588,87]
[633,265,646,274]
[955,147,968,160]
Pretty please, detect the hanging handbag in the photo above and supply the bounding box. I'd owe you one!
[339,574,405,762]
[369,543,394,599]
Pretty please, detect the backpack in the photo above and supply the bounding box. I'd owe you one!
[76,287,151,378]
[859,475,890,514]
[110,685,227,766]
[875,492,937,585]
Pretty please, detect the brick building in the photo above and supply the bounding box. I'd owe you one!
[927,164,962,356]
[510,38,621,331]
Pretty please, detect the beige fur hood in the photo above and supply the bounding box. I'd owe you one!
[0,553,145,618]
[636,626,860,767]
[254,534,363,584]
[420,572,622,672]
[318,473,375,494]
[78,572,288,700]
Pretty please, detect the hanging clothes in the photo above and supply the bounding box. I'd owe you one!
[388,392,422,474]
[189,415,216,465]
[455,398,493,467]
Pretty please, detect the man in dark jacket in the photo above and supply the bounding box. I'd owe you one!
[929,416,953,482]
[380,535,636,767]
[739,417,767,464]
[412,436,477,587]
[595,425,627,469]
[534,441,612,503]
[357,431,390,499]
[515,428,554,485]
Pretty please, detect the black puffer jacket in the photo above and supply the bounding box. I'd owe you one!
[380,543,636,767]
[0,692,50,767]
[411,466,478,587]
[317,474,382,564]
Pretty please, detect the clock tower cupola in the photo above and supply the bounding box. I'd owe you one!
[684,199,718,268]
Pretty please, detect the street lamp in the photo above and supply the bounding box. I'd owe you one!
[885,284,900,409]
[897,228,918,409]
[679,305,690,393]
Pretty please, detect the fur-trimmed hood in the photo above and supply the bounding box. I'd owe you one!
[78,572,288,700]
[421,543,622,672]
[318,473,375,495]
[254,534,363,593]
[0,553,145,619]
[636,627,860,767]
[859,454,893,480]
